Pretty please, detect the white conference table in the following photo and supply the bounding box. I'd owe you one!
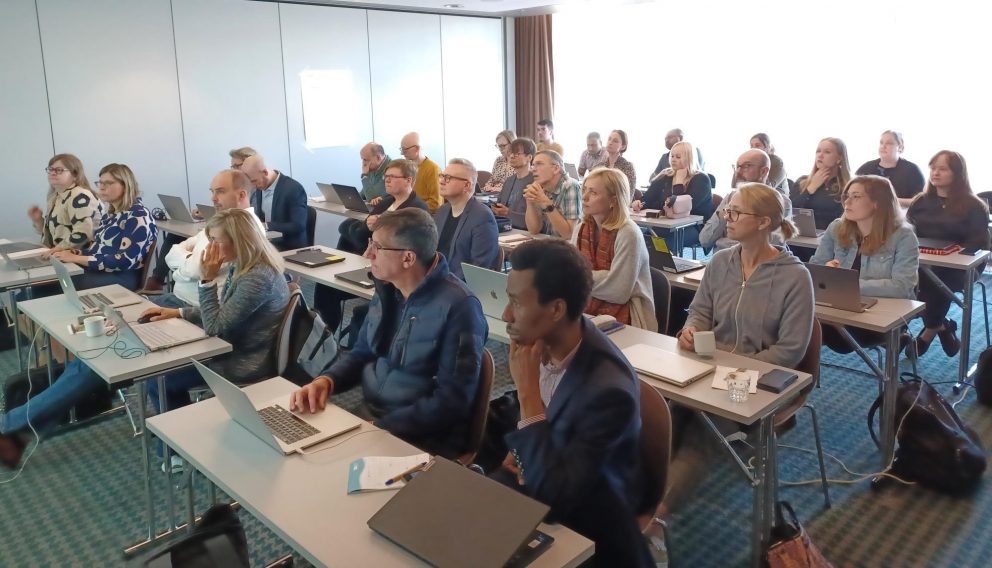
[631,212,704,257]
[662,267,925,472]
[16,286,232,557]
[147,377,594,568]
[789,234,988,386]
[0,238,82,370]
[281,246,374,300]
[308,198,369,221]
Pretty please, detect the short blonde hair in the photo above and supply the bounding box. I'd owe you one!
[98,163,140,213]
[736,183,796,240]
[205,208,284,278]
[582,168,631,231]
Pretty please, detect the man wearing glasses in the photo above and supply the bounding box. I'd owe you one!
[699,148,792,252]
[399,132,442,212]
[434,158,500,280]
[291,209,488,459]
[523,150,583,238]
[494,138,538,230]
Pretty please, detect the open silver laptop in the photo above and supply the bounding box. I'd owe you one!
[621,343,714,387]
[191,360,364,455]
[315,182,344,205]
[103,306,208,352]
[0,248,50,270]
[806,263,878,312]
[462,264,509,319]
[195,204,216,220]
[793,208,825,238]
[158,194,203,223]
[52,259,142,314]
[564,162,580,179]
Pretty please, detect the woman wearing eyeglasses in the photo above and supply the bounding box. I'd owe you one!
[482,130,516,193]
[678,183,813,367]
[790,137,851,230]
[809,175,919,352]
[28,153,102,253]
[48,164,157,291]
[571,168,656,330]
[855,131,925,208]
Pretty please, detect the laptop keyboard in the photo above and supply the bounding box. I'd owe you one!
[673,257,700,272]
[80,292,113,309]
[259,405,321,444]
[134,324,182,350]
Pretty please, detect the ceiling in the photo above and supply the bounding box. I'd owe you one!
[282,0,650,17]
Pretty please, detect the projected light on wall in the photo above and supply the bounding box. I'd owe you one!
[300,69,358,149]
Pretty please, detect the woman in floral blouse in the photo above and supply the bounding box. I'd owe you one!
[482,130,517,192]
[29,153,102,251]
[51,163,157,290]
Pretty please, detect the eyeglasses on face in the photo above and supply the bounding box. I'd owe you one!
[383,174,410,181]
[721,209,763,222]
[735,163,759,171]
[95,180,119,188]
[45,167,68,175]
[366,238,410,253]
[438,173,470,183]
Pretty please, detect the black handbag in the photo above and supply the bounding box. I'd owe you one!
[868,375,987,494]
[143,504,250,568]
[493,215,513,233]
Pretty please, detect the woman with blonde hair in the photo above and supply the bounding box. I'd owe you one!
[144,208,290,411]
[28,153,102,252]
[790,137,851,230]
[810,175,919,352]
[51,163,156,290]
[633,140,714,248]
[570,168,656,331]
[678,183,813,367]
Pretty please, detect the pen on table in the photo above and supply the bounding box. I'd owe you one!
[385,461,428,486]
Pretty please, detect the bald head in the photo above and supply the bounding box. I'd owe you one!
[361,142,386,175]
[664,128,684,150]
[400,132,422,161]
[241,154,275,190]
[210,169,253,210]
[735,149,770,184]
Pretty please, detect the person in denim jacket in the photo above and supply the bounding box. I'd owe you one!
[291,208,488,459]
[810,175,919,352]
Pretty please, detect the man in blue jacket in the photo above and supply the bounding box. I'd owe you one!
[434,158,500,280]
[290,208,488,458]
[243,154,308,250]
[496,239,651,566]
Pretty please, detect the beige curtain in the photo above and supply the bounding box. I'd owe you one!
[514,15,555,139]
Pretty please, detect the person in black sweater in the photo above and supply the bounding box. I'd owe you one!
[315,159,428,332]
[855,130,925,207]
[790,137,850,229]
[633,140,713,249]
[907,150,989,357]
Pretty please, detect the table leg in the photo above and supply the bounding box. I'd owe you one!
[957,266,975,388]
[123,379,156,557]
[185,466,196,535]
[158,374,178,530]
[878,329,900,467]
[10,290,23,372]
[751,414,776,568]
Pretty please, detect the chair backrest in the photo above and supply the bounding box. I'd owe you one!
[275,282,304,377]
[648,267,671,335]
[637,380,672,525]
[306,206,317,246]
[495,246,505,272]
[711,193,723,211]
[707,173,716,188]
[774,318,821,427]
[477,170,492,189]
[138,239,157,289]
[976,191,992,211]
[458,349,495,465]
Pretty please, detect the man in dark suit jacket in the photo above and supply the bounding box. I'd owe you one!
[495,239,652,567]
[243,154,308,251]
[435,158,500,280]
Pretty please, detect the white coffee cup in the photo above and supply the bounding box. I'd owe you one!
[694,330,716,357]
[83,316,105,338]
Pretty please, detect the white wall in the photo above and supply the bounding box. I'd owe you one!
[172,0,290,204]
[0,0,54,240]
[552,0,992,194]
[38,0,187,209]
[0,0,505,243]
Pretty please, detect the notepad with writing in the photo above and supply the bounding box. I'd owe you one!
[347,453,431,493]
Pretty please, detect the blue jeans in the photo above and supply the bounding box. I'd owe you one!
[1,359,106,435]
[147,366,207,413]
[80,269,141,291]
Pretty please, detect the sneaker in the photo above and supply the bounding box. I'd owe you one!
[160,455,184,474]
[643,517,670,568]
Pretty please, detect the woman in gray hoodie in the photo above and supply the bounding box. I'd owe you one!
[678,183,815,369]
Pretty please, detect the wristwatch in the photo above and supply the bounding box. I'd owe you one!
[542,204,556,214]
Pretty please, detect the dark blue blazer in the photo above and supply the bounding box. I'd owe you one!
[433,197,500,280]
[504,318,651,566]
[252,173,308,250]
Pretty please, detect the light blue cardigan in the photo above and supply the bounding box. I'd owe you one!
[809,219,919,299]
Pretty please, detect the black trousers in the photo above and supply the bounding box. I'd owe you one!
[918,266,968,328]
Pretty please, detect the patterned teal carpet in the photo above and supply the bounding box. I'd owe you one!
[2,283,992,567]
